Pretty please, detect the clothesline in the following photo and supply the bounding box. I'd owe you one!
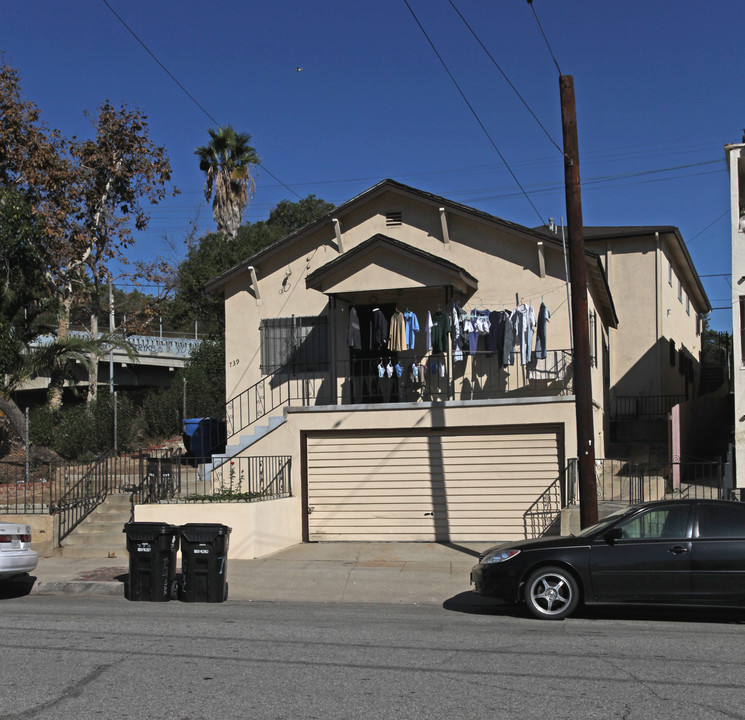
[462,281,568,314]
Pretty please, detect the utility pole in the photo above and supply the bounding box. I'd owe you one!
[559,75,598,528]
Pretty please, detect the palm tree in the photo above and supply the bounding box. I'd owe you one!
[195,126,260,238]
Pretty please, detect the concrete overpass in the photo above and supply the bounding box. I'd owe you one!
[20,332,202,394]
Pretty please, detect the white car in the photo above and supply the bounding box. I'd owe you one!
[0,522,38,579]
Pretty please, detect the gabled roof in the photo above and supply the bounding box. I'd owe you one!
[206,178,608,295]
[305,233,479,297]
[206,179,575,293]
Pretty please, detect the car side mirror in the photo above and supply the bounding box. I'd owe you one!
[604,527,623,544]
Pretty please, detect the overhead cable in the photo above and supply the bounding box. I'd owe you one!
[100,0,301,199]
[448,0,563,154]
[402,0,546,226]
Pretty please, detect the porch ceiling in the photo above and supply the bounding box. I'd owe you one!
[305,233,478,299]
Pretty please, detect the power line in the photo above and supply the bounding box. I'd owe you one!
[686,209,729,245]
[447,0,563,154]
[402,0,546,226]
[100,0,301,200]
[527,1,562,75]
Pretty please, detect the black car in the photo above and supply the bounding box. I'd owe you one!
[471,499,745,620]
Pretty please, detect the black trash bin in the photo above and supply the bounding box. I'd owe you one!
[179,523,231,603]
[123,522,179,602]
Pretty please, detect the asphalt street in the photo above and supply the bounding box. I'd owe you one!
[2,595,744,720]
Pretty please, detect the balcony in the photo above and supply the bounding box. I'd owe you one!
[226,349,573,439]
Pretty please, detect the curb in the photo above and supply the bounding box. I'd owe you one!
[31,581,125,597]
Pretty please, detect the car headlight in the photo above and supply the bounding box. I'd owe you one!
[482,549,520,564]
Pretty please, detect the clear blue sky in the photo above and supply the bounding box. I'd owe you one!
[3,1,742,330]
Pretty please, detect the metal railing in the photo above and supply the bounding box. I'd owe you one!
[523,462,572,539]
[123,451,291,505]
[204,456,292,502]
[613,395,685,419]
[568,457,727,506]
[2,449,293,545]
[53,454,115,543]
[227,349,573,440]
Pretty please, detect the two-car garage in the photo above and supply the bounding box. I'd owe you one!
[303,425,563,542]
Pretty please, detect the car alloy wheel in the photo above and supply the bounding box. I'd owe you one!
[524,566,579,620]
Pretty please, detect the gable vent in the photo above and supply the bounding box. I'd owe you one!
[386,211,402,227]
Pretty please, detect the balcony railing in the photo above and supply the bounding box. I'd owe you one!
[227,349,573,439]
[612,394,685,419]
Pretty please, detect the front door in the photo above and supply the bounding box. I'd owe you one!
[589,504,692,603]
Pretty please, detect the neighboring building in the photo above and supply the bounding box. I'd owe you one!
[536,224,712,454]
[205,179,617,543]
[726,140,745,489]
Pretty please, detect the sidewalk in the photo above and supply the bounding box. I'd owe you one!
[9,541,499,606]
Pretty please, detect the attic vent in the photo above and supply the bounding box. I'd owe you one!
[386,211,402,227]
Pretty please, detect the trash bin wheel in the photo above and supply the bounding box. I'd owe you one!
[169,579,179,601]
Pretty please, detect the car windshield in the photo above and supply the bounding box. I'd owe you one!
[575,507,635,537]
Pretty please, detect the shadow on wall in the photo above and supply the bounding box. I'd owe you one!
[673,394,733,461]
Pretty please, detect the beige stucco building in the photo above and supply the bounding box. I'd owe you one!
[205,180,618,543]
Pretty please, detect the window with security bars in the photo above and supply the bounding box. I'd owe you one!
[260,315,328,373]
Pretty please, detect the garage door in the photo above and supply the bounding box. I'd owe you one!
[306,427,561,542]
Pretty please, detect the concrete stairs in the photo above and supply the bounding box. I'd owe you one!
[205,414,287,476]
[56,493,132,559]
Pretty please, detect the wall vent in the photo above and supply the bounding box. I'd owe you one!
[386,211,402,227]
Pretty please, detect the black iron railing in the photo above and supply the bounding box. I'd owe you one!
[52,454,116,543]
[567,457,726,506]
[204,456,292,502]
[523,462,572,539]
[1,449,293,546]
[613,395,685,419]
[227,349,573,440]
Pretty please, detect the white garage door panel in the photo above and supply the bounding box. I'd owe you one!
[307,429,560,541]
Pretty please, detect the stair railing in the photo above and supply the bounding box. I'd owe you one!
[523,461,573,539]
[52,453,116,544]
[226,368,321,440]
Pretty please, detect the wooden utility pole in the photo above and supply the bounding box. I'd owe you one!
[559,75,598,528]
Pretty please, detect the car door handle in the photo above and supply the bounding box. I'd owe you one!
[668,545,688,554]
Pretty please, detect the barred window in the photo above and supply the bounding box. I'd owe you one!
[260,315,328,373]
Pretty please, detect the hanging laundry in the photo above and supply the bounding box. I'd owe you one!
[403,310,419,350]
[388,310,406,351]
[370,308,388,350]
[386,360,394,378]
[468,309,489,356]
[395,361,404,378]
[431,309,451,354]
[502,310,516,367]
[512,303,537,365]
[452,303,467,362]
[485,309,501,356]
[426,310,433,352]
[534,302,551,360]
[347,306,362,349]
